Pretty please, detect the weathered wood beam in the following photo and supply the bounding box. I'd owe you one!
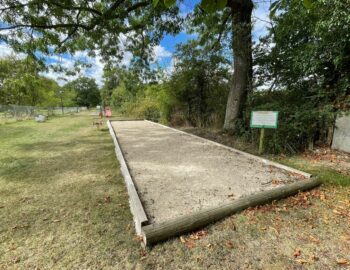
[107,120,148,234]
[142,178,321,246]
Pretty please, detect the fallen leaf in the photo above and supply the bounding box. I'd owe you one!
[272,179,283,186]
[180,236,186,243]
[104,196,112,203]
[189,230,208,240]
[309,235,321,244]
[341,235,350,241]
[225,241,234,249]
[296,259,308,264]
[294,248,301,258]
[185,241,196,249]
[134,235,143,242]
[140,249,147,258]
[337,259,349,265]
[270,226,279,235]
[309,254,319,262]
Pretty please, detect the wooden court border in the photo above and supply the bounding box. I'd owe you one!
[107,120,148,234]
[107,119,319,246]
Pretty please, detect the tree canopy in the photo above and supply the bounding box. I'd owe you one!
[0,0,349,153]
[64,76,101,107]
[0,0,181,66]
[0,56,62,106]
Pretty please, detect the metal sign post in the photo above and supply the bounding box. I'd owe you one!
[250,111,279,154]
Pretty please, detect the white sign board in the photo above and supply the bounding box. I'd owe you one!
[250,111,278,129]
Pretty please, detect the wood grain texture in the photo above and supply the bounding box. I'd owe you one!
[107,120,148,234]
[142,178,321,246]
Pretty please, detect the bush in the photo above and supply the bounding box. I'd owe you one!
[241,90,336,154]
[132,98,160,122]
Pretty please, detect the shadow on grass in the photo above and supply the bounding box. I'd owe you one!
[0,141,114,183]
[14,137,111,152]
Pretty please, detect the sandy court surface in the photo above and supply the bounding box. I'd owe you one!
[111,120,305,224]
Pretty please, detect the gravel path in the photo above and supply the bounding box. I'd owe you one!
[111,120,306,224]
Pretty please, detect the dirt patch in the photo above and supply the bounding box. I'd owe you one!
[111,120,307,224]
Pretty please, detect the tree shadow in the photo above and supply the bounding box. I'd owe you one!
[0,136,116,184]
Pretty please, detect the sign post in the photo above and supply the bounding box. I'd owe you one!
[250,111,279,154]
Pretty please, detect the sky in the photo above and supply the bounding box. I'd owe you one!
[0,0,271,86]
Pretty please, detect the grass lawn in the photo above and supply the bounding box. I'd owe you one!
[0,115,349,269]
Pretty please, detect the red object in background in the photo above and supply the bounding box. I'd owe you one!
[105,107,112,118]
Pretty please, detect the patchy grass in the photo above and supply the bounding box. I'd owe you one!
[278,159,349,186]
[0,115,139,269]
[0,117,349,269]
[274,152,350,186]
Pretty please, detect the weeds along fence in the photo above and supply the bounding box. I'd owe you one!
[0,104,87,122]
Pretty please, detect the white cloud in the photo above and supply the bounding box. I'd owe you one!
[0,43,26,59]
[152,45,172,62]
[41,52,103,86]
[253,1,271,40]
[154,45,172,58]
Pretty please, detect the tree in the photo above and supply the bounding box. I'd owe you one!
[168,40,230,126]
[0,0,255,130]
[163,0,254,130]
[186,0,253,129]
[65,77,101,107]
[0,56,61,106]
[0,0,181,67]
[250,0,350,152]
[101,67,120,107]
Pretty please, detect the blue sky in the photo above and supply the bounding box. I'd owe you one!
[0,0,271,86]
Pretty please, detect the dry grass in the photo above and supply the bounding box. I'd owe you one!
[0,115,139,269]
[0,116,349,269]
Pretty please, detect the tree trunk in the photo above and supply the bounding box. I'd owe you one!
[223,0,253,130]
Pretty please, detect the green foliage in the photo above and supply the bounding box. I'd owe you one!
[167,41,230,127]
[0,56,63,106]
[242,91,335,154]
[132,98,161,122]
[164,0,176,8]
[252,0,350,153]
[201,0,227,12]
[102,39,230,126]
[110,82,134,113]
[0,0,182,68]
[64,77,101,107]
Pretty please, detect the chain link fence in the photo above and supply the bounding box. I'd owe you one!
[0,105,87,123]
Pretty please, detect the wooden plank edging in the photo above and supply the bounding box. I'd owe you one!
[107,119,318,245]
[145,120,312,179]
[142,177,321,246]
[107,120,148,234]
